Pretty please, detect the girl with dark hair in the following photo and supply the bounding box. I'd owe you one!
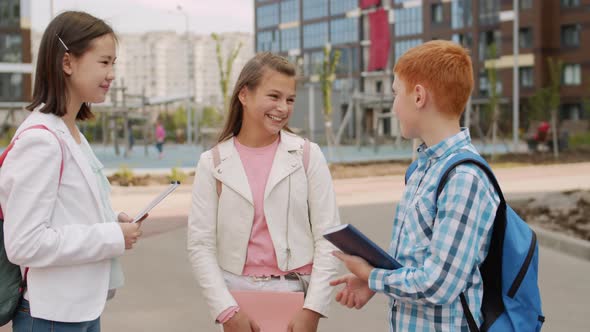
[0,11,144,331]
[188,52,341,331]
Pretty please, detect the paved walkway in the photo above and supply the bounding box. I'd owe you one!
[1,162,589,331]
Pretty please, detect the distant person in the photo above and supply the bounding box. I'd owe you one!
[330,40,501,331]
[127,121,134,152]
[527,120,550,151]
[155,119,166,159]
[187,52,340,331]
[0,11,145,332]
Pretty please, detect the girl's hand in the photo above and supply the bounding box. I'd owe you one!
[118,223,142,250]
[330,274,376,309]
[223,310,260,332]
[117,212,148,224]
[287,308,320,332]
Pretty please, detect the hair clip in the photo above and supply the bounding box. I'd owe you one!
[56,34,69,52]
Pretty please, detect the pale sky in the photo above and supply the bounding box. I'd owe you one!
[31,0,254,35]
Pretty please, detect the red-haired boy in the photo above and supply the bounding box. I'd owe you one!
[332,40,500,331]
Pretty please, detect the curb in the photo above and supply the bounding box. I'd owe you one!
[507,195,590,261]
[531,225,590,261]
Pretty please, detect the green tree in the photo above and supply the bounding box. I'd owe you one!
[212,33,242,114]
[546,57,563,159]
[485,43,501,161]
[319,44,341,153]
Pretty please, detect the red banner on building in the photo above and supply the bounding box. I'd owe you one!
[360,0,380,9]
[368,8,390,72]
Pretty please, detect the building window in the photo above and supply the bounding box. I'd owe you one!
[431,4,443,24]
[479,71,502,96]
[562,64,581,86]
[479,30,501,61]
[451,32,473,49]
[257,30,279,53]
[304,51,324,76]
[395,7,423,37]
[303,22,328,49]
[561,103,582,120]
[303,0,328,21]
[256,4,279,29]
[479,0,499,26]
[561,24,581,48]
[452,0,472,29]
[0,0,20,28]
[395,39,422,61]
[520,0,533,9]
[452,32,473,49]
[520,67,534,88]
[335,47,359,75]
[0,73,23,102]
[280,27,299,52]
[519,27,533,49]
[561,0,580,8]
[330,17,358,45]
[280,0,299,24]
[330,0,357,15]
[0,33,22,62]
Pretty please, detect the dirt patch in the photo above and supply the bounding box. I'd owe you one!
[513,190,590,242]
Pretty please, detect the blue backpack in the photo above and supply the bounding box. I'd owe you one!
[405,151,544,332]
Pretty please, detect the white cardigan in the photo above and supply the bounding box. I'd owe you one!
[187,131,341,321]
[0,110,125,322]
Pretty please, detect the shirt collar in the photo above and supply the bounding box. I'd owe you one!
[417,128,472,162]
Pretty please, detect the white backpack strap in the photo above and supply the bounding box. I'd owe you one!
[303,138,310,173]
[212,145,222,196]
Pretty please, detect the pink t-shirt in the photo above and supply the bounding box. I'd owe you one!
[217,137,313,323]
[234,137,312,277]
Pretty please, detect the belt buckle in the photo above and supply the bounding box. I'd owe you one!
[251,275,272,282]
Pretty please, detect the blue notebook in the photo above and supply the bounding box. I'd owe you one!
[323,224,402,270]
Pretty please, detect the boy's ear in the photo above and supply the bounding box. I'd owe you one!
[414,84,427,108]
[62,53,73,76]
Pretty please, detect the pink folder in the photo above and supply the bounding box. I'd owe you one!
[231,291,304,332]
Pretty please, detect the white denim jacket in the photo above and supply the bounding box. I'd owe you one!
[187,130,341,321]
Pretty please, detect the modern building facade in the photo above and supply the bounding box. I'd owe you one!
[115,31,253,108]
[0,0,32,106]
[254,0,590,142]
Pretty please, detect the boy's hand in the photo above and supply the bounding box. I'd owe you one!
[332,251,374,281]
[330,274,375,309]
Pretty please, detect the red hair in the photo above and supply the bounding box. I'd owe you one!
[394,40,474,117]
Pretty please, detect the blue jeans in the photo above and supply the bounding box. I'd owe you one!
[12,300,100,332]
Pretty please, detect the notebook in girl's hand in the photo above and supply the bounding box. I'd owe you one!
[323,224,402,270]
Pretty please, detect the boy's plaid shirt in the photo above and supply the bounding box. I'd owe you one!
[368,129,500,331]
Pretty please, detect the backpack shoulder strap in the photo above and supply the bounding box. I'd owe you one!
[212,145,222,196]
[435,151,505,205]
[0,125,65,183]
[303,138,310,174]
[404,159,419,185]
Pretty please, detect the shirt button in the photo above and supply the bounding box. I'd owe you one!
[217,169,222,174]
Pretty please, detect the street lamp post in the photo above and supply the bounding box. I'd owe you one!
[513,0,520,150]
[177,5,193,145]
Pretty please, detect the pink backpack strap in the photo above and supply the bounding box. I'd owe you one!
[303,138,310,173]
[0,125,64,182]
[0,125,65,292]
[212,145,222,196]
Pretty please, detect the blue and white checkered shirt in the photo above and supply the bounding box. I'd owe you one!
[369,129,500,331]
